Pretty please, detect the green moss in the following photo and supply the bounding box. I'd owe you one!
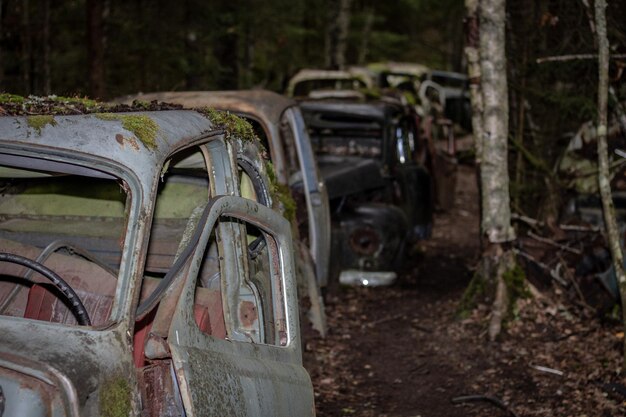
[276,182,297,222]
[199,108,257,142]
[503,264,529,314]
[27,115,57,134]
[95,112,117,121]
[265,161,297,222]
[357,87,382,99]
[0,93,25,104]
[95,113,159,149]
[99,377,131,417]
[49,95,99,109]
[265,160,278,185]
[402,91,417,106]
[120,115,159,149]
[457,271,486,318]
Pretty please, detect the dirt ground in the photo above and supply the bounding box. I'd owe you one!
[305,164,626,417]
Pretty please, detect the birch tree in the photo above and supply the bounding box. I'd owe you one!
[465,0,516,340]
[594,0,626,367]
[325,0,352,69]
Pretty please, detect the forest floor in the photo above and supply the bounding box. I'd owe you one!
[304,163,626,417]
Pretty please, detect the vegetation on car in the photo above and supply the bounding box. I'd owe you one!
[198,108,257,143]
[27,115,57,134]
[99,376,132,417]
[95,113,159,149]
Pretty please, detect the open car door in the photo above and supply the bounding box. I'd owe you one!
[166,195,314,416]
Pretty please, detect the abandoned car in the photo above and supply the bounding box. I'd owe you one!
[367,62,460,211]
[0,106,315,416]
[286,68,375,98]
[300,98,434,286]
[116,90,331,334]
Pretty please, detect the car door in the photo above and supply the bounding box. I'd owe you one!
[283,107,332,287]
[166,195,314,417]
[391,115,434,241]
[164,139,313,416]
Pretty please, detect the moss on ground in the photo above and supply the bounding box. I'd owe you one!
[503,263,529,317]
[457,271,486,319]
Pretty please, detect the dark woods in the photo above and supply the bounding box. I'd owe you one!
[0,0,464,99]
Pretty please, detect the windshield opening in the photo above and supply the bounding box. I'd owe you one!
[0,156,129,328]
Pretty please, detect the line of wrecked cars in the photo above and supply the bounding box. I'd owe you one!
[0,61,460,415]
[288,64,463,286]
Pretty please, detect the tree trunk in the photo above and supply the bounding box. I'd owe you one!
[594,0,626,369]
[464,0,516,341]
[20,0,32,95]
[325,0,352,69]
[0,0,4,90]
[86,0,106,99]
[480,0,514,245]
[357,8,374,65]
[42,0,51,95]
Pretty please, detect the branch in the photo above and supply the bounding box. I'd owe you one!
[509,135,550,174]
[536,53,626,64]
[527,231,582,255]
[512,248,569,287]
[452,395,519,417]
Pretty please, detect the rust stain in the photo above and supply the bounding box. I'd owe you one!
[115,134,140,151]
[238,300,258,328]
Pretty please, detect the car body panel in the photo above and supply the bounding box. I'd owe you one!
[0,110,314,416]
[116,91,332,289]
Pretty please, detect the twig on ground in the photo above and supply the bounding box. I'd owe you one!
[530,364,564,376]
[363,314,406,329]
[451,395,519,417]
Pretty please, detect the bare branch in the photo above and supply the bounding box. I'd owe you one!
[536,53,626,64]
[527,231,582,255]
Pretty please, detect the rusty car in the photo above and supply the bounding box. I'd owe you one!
[299,97,434,286]
[0,99,315,416]
[367,62,460,211]
[116,90,331,335]
[286,68,375,99]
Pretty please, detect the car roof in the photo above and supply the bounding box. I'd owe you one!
[115,90,296,127]
[0,110,221,181]
[286,69,375,95]
[368,62,430,78]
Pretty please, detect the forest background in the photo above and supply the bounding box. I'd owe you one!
[1,0,626,223]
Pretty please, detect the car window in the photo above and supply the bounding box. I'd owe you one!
[0,157,129,327]
[191,217,287,346]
